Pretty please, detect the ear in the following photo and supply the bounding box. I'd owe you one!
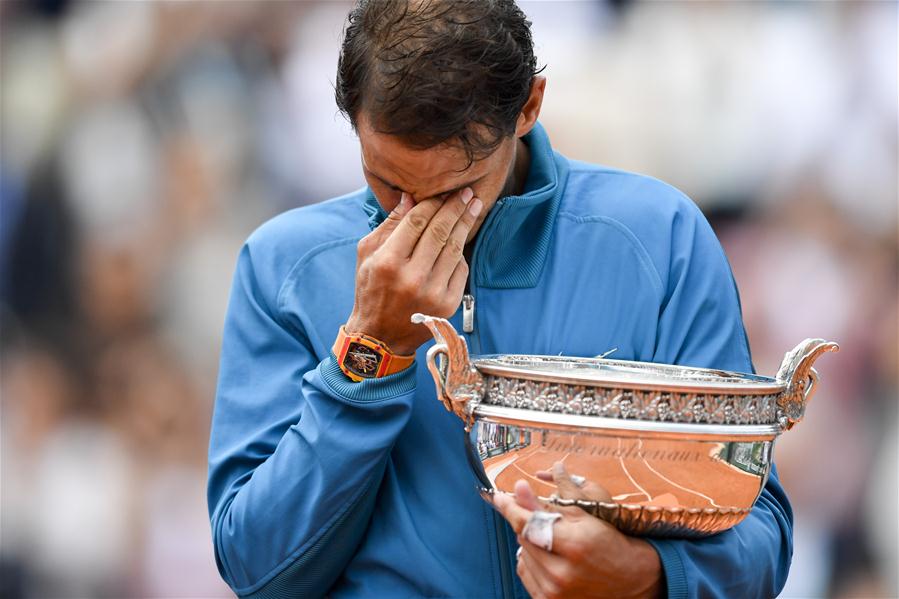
[514,76,546,138]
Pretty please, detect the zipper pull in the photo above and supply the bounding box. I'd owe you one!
[462,294,475,333]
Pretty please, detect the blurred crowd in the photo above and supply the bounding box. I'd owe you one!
[0,1,895,598]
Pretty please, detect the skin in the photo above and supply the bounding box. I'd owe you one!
[493,464,665,599]
[344,75,663,597]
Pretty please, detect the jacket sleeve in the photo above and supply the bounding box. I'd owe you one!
[207,243,417,598]
[647,203,793,599]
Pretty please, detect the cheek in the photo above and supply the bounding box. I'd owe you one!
[472,162,513,204]
[471,176,503,207]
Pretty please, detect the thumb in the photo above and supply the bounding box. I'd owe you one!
[514,479,542,511]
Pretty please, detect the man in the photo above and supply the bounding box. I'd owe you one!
[207,1,793,597]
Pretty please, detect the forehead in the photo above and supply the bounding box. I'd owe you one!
[358,114,491,193]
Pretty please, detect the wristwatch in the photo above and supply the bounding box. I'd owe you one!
[332,326,415,382]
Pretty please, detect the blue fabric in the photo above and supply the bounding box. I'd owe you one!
[208,123,793,598]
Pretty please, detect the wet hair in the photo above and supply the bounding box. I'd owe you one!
[336,0,542,164]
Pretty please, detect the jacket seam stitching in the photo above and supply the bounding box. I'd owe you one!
[556,211,664,298]
[275,236,361,326]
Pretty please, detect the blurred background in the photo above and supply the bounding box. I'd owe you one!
[1,1,895,597]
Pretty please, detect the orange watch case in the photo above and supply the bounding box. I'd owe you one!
[332,326,415,382]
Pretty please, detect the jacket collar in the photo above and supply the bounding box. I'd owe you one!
[362,122,569,289]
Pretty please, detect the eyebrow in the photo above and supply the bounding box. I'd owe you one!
[363,165,486,201]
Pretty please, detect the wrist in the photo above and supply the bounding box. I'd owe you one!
[624,537,665,599]
[344,315,418,356]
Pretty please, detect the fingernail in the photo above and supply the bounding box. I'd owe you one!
[469,198,483,217]
[460,187,473,204]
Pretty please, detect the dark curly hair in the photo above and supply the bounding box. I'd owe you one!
[336,0,542,164]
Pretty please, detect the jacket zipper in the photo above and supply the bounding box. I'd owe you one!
[465,202,514,598]
[462,294,475,333]
[462,258,480,354]
[463,198,505,354]
[462,274,481,359]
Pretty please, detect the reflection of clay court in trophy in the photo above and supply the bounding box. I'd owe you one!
[480,429,766,509]
[412,313,838,538]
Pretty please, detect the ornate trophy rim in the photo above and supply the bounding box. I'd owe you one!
[473,354,785,395]
[411,313,839,430]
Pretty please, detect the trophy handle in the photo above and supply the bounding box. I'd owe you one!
[775,338,839,430]
[412,313,485,430]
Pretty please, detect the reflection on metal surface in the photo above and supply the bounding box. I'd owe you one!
[471,421,771,536]
[413,314,838,537]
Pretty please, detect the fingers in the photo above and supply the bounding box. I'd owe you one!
[517,552,550,599]
[544,505,621,560]
[494,480,568,546]
[379,195,445,258]
[514,479,542,511]
[368,193,414,247]
[503,477,598,560]
[408,188,474,266]
[539,462,614,503]
[517,548,553,599]
[429,194,481,282]
[549,462,588,501]
[580,479,613,503]
[518,539,571,597]
[492,489,533,536]
[446,256,468,299]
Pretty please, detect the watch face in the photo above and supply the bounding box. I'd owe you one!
[344,341,383,378]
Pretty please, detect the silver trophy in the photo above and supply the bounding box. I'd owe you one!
[412,313,838,538]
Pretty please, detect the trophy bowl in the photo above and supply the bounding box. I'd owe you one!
[412,314,838,538]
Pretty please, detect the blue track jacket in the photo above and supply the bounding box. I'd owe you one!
[208,124,793,598]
